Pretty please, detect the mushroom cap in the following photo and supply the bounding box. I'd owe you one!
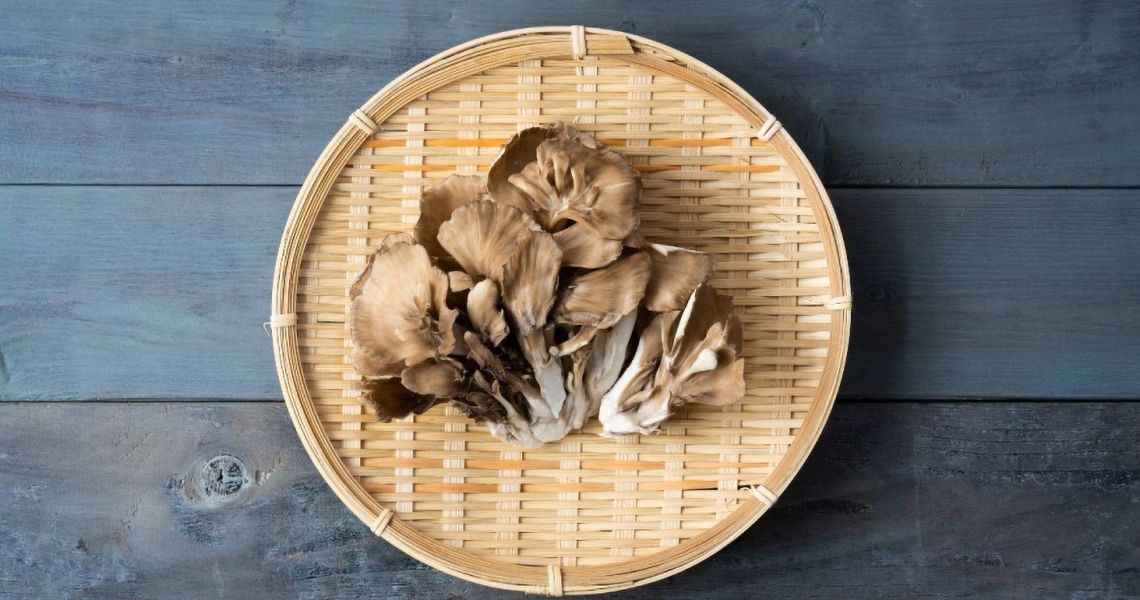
[400,357,467,398]
[553,223,624,269]
[644,243,716,312]
[347,238,458,376]
[489,123,641,242]
[508,131,641,239]
[415,175,488,263]
[500,231,562,337]
[467,278,510,346]
[667,284,737,364]
[554,252,652,329]
[673,358,746,406]
[437,200,541,280]
[487,126,560,213]
[359,376,442,422]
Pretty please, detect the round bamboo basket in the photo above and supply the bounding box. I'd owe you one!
[270,26,850,595]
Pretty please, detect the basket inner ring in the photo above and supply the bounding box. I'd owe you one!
[273,27,850,595]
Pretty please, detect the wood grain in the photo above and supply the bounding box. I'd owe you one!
[1,1,1137,185]
[0,401,1135,599]
[0,186,287,400]
[2,186,1136,401]
[837,188,1140,399]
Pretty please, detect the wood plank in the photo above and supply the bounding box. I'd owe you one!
[1,1,1137,185]
[836,188,1140,399]
[0,401,1135,598]
[2,186,1137,401]
[0,186,287,400]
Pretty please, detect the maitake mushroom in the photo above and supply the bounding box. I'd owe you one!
[346,123,745,446]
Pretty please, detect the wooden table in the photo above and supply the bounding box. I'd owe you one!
[2,2,1138,598]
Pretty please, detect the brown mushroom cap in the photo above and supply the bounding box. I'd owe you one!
[667,284,737,364]
[488,123,641,242]
[400,357,466,398]
[553,223,624,269]
[359,376,442,422]
[673,358,745,406]
[350,346,401,379]
[437,200,541,280]
[500,231,562,337]
[644,243,716,312]
[507,132,640,239]
[554,252,652,329]
[415,175,488,262]
[487,126,559,213]
[347,239,458,376]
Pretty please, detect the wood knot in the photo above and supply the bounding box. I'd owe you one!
[194,454,250,504]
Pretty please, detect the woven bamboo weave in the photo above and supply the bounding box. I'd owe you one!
[271,26,850,595]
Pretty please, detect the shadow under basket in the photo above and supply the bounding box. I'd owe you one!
[270,26,851,595]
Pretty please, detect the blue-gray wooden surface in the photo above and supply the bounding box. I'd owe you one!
[1,2,1137,598]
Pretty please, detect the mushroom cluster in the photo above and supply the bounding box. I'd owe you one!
[348,123,745,446]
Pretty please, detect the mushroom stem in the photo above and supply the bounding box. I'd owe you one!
[518,327,567,420]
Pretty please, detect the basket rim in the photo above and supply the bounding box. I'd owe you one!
[270,25,851,595]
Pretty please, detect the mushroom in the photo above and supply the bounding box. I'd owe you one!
[488,123,641,268]
[346,122,746,445]
[462,330,543,411]
[359,376,443,423]
[561,346,593,430]
[597,312,672,436]
[347,236,458,378]
[500,231,562,337]
[466,279,510,346]
[582,309,639,414]
[552,223,624,269]
[643,243,716,312]
[511,130,639,238]
[469,372,541,447]
[598,285,745,437]
[550,252,652,357]
[496,230,567,416]
[415,175,488,263]
[400,357,467,398]
[447,270,474,293]
[487,126,560,213]
[437,200,541,280]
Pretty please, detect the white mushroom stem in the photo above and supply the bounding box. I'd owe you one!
[597,315,666,432]
[598,387,671,437]
[518,327,567,420]
[562,348,592,430]
[584,310,638,415]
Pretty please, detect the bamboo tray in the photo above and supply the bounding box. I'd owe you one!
[270,26,850,595]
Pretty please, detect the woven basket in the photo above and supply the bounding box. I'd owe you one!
[270,26,850,595]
